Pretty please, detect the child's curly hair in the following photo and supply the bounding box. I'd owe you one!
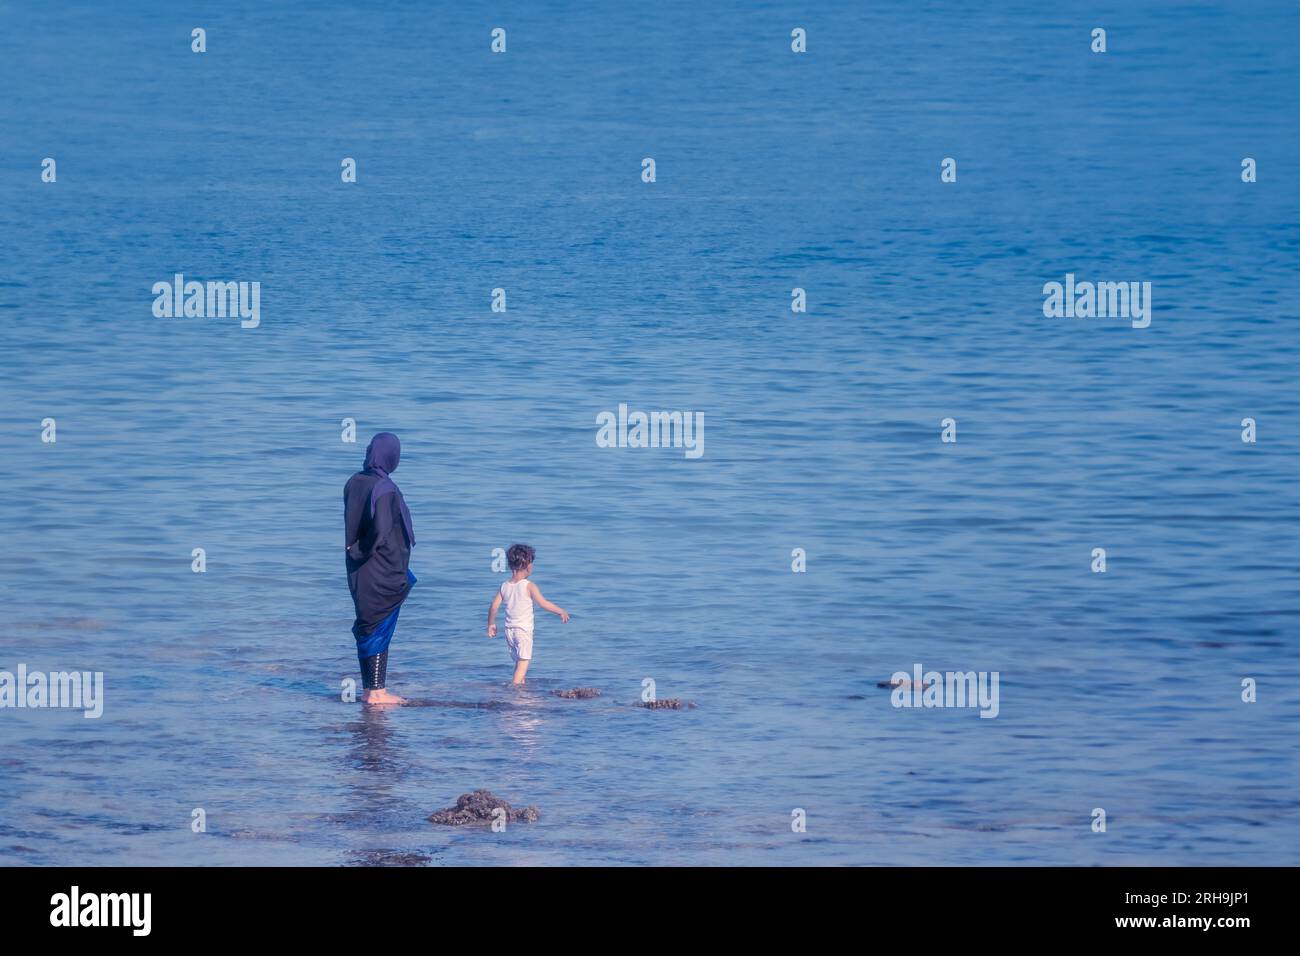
[507,543,536,571]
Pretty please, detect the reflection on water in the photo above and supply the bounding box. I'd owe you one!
[347,707,404,777]
[494,687,548,754]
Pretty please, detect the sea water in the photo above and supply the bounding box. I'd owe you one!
[0,0,1297,865]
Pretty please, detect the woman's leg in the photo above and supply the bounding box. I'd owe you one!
[361,656,404,704]
[357,607,404,705]
[360,649,388,690]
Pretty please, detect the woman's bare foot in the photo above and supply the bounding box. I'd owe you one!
[362,688,406,706]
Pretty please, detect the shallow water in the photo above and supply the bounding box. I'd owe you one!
[1,0,1298,865]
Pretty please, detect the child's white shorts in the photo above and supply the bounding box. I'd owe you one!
[505,626,533,662]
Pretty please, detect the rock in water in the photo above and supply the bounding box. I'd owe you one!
[351,849,432,867]
[877,678,933,690]
[553,687,601,699]
[427,790,540,826]
[640,698,696,710]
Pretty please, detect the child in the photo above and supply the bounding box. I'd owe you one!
[487,543,569,684]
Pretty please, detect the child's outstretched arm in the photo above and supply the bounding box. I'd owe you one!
[487,593,502,637]
[528,582,570,623]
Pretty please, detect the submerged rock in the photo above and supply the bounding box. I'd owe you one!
[351,849,432,867]
[400,698,515,710]
[427,790,540,826]
[640,698,696,710]
[876,678,933,690]
[553,687,601,699]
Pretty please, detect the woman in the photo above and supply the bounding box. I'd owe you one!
[344,432,416,705]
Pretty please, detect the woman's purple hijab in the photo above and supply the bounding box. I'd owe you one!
[363,432,415,546]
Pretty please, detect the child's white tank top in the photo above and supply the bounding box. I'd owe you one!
[500,578,534,630]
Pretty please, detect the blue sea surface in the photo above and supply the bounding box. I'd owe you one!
[0,1,1297,865]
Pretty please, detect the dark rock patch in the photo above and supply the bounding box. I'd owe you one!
[427,790,540,826]
[351,848,433,866]
[876,678,933,690]
[553,687,601,699]
[640,698,696,710]
[400,698,515,710]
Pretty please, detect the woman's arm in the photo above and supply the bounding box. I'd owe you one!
[344,480,367,560]
[371,491,395,552]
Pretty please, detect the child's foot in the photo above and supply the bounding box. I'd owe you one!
[362,688,406,706]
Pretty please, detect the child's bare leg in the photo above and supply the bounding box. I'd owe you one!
[511,659,530,685]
